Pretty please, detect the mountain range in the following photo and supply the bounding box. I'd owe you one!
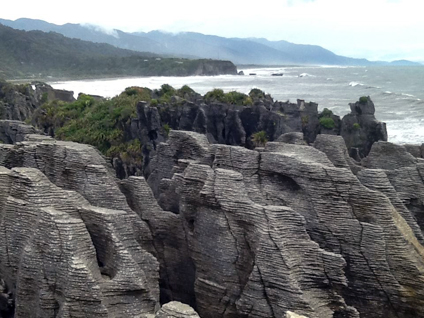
[0,23,237,79]
[1,18,421,66]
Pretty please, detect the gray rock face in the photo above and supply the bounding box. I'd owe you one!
[125,96,387,180]
[2,123,424,318]
[146,130,424,318]
[403,144,424,158]
[341,97,388,158]
[0,120,41,144]
[0,137,160,317]
[0,81,75,122]
[155,301,200,318]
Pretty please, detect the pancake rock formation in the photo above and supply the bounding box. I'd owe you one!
[1,119,424,318]
[117,95,386,179]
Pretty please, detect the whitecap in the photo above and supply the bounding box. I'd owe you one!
[299,73,315,77]
[349,82,364,87]
[401,93,415,97]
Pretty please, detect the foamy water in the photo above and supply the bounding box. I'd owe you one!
[49,65,424,144]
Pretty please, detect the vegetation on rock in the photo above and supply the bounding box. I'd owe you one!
[252,130,268,147]
[318,107,336,129]
[319,117,335,129]
[249,88,266,99]
[33,88,151,158]
[359,96,368,104]
[319,108,333,118]
[204,89,251,105]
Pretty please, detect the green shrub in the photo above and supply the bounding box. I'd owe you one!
[243,97,253,106]
[33,87,150,155]
[159,84,175,95]
[125,87,139,96]
[163,123,171,136]
[301,115,309,125]
[249,88,265,99]
[204,89,226,103]
[319,108,333,118]
[177,85,195,97]
[359,96,368,104]
[353,123,361,130]
[107,139,143,165]
[252,130,268,147]
[150,99,158,106]
[205,89,250,105]
[225,91,248,105]
[41,92,49,103]
[319,117,335,129]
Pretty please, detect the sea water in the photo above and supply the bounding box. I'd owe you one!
[49,65,424,144]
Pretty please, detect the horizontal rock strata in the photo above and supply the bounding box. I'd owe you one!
[146,130,424,318]
[1,122,424,318]
[0,137,160,317]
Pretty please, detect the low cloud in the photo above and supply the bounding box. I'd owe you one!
[81,23,119,38]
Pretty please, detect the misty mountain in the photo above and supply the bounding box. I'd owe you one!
[0,18,421,66]
[0,24,236,79]
[0,18,167,55]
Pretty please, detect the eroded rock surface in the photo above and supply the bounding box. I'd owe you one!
[155,301,200,318]
[146,130,424,318]
[0,137,159,317]
[1,122,424,318]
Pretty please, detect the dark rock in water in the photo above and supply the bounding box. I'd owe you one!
[249,73,256,75]
[238,70,245,75]
[271,73,283,76]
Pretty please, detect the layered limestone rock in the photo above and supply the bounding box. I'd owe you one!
[0,120,41,144]
[0,138,160,317]
[122,96,386,180]
[341,96,387,158]
[145,130,424,318]
[155,301,200,318]
[1,122,424,318]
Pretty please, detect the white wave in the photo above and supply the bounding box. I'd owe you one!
[349,82,364,87]
[299,73,315,77]
[401,93,415,97]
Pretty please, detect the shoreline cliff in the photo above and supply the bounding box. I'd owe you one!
[2,81,424,318]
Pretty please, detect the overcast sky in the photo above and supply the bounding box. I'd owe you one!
[2,0,423,61]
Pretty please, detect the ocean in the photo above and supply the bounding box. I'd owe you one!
[49,65,424,145]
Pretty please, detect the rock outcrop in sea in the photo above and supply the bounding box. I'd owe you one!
[1,109,424,317]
